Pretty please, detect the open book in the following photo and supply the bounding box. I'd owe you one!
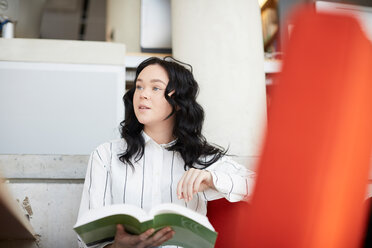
[73,203,217,248]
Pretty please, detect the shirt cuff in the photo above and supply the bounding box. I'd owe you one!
[210,170,230,193]
[205,170,251,202]
[201,170,231,201]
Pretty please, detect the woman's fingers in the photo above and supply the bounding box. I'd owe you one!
[177,171,187,199]
[177,169,213,202]
[183,169,198,201]
[116,224,133,240]
[178,169,214,202]
[152,229,175,247]
[141,227,174,247]
[114,224,148,247]
[113,226,173,248]
[137,228,155,242]
[115,224,125,235]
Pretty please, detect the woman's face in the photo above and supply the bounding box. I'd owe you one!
[133,64,174,128]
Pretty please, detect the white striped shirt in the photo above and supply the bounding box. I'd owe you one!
[77,132,256,248]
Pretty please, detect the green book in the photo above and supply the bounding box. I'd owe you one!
[73,203,217,248]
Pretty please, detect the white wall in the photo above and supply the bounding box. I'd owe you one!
[171,0,267,170]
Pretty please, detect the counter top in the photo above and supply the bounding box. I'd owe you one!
[0,38,126,66]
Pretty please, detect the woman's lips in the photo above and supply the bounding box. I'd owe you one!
[138,104,150,110]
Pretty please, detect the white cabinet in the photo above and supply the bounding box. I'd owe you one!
[0,38,126,154]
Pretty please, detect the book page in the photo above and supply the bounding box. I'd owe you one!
[74,204,151,228]
[149,203,214,231]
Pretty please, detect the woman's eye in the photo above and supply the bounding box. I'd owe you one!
[136,85,143,90]
[153,87,160,91]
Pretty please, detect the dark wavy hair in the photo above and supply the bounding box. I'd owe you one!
[119,57,227,170]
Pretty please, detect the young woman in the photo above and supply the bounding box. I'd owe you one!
[77,57,256,248]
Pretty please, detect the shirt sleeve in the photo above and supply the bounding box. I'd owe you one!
[77,143,114,248]
[203,156,256,202]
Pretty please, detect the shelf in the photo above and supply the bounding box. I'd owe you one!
[125,52,171,68]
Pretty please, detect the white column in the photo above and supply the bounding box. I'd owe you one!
[171,0,267,167]
[106,0,141,52]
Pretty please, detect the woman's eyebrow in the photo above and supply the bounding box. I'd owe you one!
[150,79,167,85]
[136,78,166,86]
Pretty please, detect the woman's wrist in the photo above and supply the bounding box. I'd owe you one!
[206,171,216,189]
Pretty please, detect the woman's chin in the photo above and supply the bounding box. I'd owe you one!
[137,118,151,126]
[138,120,147,125]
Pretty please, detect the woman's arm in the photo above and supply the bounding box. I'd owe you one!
[177,156,256,202]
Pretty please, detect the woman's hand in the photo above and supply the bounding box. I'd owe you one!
[107,224,175,248]
[177,168,215,202]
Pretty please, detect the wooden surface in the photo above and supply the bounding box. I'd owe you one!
[0,177,35,240]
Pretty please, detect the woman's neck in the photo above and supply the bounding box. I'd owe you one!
[144,122,175,145]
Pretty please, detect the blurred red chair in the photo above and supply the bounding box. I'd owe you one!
[207,198,249,248]
[230,7,372,248]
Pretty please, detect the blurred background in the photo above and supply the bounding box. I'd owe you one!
[1,1,372,247]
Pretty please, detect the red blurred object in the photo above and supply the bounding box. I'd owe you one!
[229,7,372,248]
[207,198,249,247]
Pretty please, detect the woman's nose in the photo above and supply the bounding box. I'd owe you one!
[140,89,150,99]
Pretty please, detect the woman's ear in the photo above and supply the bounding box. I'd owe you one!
[167,90,179,110]
[168,90,175,97]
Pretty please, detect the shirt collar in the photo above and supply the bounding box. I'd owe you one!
[142,130,152,144]
[141,130,177,148]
